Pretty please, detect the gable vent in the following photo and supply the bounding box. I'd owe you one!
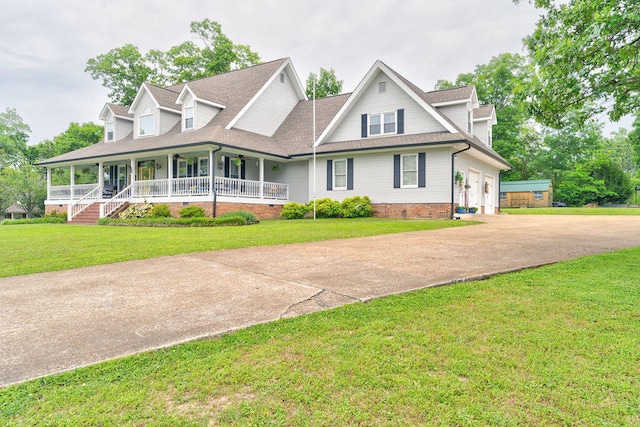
[378,81,386,93]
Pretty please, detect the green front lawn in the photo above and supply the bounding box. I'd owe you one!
[2,247,639,425]
[0,218,473,278]
[502,207,640,215]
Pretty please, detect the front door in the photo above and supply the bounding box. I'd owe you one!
[467,170,480,209]
[485,175,495,214]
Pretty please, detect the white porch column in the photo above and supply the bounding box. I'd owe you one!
[46,167,51,200]
[70,165,75,199]
[209,148,214,196]
[98,162,104,190]
[130,158,135,195]
[167,154,173,197]
[259,157,264,199]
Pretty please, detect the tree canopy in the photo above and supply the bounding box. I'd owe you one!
[521,0,640,127]
[85,19,261,105]
[305,68,343,99]
[0,107,31,168]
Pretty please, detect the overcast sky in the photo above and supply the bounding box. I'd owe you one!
[0,0,631,144]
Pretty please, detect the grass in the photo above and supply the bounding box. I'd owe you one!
[0,218,473,278]
[502,207,640,215]
[1,247,639,425]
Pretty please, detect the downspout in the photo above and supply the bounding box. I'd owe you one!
[451,143,471,219]
[210,146,222,218]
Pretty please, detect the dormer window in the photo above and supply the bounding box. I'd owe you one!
[488,128,492,147]
[106,120,114,142]
[184,105,194,130]
[139,107,155,136]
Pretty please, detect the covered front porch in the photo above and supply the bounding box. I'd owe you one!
[44,147,289,221]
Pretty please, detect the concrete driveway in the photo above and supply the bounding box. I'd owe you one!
[1,214,639,387]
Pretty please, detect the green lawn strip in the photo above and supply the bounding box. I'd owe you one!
[2,248,639,425]
[0,218,474,278]
[502,207,640,215]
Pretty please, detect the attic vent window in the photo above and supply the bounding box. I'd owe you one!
[378,81,386,93]
[280,73,285,83]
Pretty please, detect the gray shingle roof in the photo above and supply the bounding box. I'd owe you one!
[422,86,475,104]
[144,83,181,111]
[107,103,133,119]
[474,105,494,119]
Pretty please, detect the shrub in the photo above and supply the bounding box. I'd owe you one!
[308,198,341,218]
[98,217,246,227]
[151,204,173,218]
[179,205,206,218]
[46,209,67,221]
[1,217,66,225]
[119,203,154,219]
[341,196,374,218]
[281,202,308,219]
[219,210,258,223]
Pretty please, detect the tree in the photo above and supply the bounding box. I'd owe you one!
[305,68,343,99]
[520,0,640,127]
[2,164,47,217]
[0,107,31,168]
[602,128,637,176]
[86,19,261,106]
[629,114,640,171]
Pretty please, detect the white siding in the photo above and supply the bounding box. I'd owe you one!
[234,69,301,136]
[327,71,448,144]
[436,104,467,132]
[115,118,133,141]
[282,160,309,203]
[474,120,489,146]
[311,147,452,204]
[195,103,220,129]
[160,110,180,135]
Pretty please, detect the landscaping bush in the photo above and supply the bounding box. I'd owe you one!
[280,202,308,219]
[219,210,258,223]
[46,209,67,221]
[179,206,206,218]
[119,203,153,219]
[1,217,66,225]
[151,204,173,218]
[98,216,246,227]
[308,198,342,218]
[341,195,374,218]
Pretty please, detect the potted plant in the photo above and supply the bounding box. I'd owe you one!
[468,207,478,214]
[455,171,464,187]
[456,206,468,214]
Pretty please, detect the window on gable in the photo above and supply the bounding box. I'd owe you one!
[488,128,492,147]
[106,120,114,142]
[401,154,418,188]
[369,111,396,136]
[184,106,194,130]
[280,73,285,83]
[334,159,347,190]
[139,107,155,136]
[378,81,386,93]
[467,109,473,134]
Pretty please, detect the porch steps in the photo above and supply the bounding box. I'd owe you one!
[69,203,101,225]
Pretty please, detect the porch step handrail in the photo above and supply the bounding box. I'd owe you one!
[101,184,133,218]
[68,185,100,221]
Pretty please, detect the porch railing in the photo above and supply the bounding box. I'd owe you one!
[101,184,132,218]
[68,185,100,221]
[50,184,98,200]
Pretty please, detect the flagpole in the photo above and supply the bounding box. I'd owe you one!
[313,76,317,220]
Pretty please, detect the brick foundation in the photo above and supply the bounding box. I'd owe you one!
[373,203,453,219]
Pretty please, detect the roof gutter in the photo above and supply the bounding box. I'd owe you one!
[451,143,471,219]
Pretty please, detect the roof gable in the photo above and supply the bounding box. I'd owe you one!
[128,83,181,114]
[473,105,497,125]
[315,60,457,146]
[99,103,134,121]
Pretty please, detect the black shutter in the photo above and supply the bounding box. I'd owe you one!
[224,157,230,178]
[361,114,368,138]
[326,159,333,191]
[418,152,426,188]
[347,158,354,190]
[393,154,401,188]
[241,159,246,179]
[173,159,178,178]
[397,109,404,134]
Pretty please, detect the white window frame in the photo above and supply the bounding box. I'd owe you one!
[369,111,397,136]
[467,108,473,135]
[401,153,418,188]
[333,159,347,190]
[106,120,114,142]
[139,107,155,137]
[184,105,194,130]
[198,157,209,177]
[533,191,543,200]
[487,127,492,147]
